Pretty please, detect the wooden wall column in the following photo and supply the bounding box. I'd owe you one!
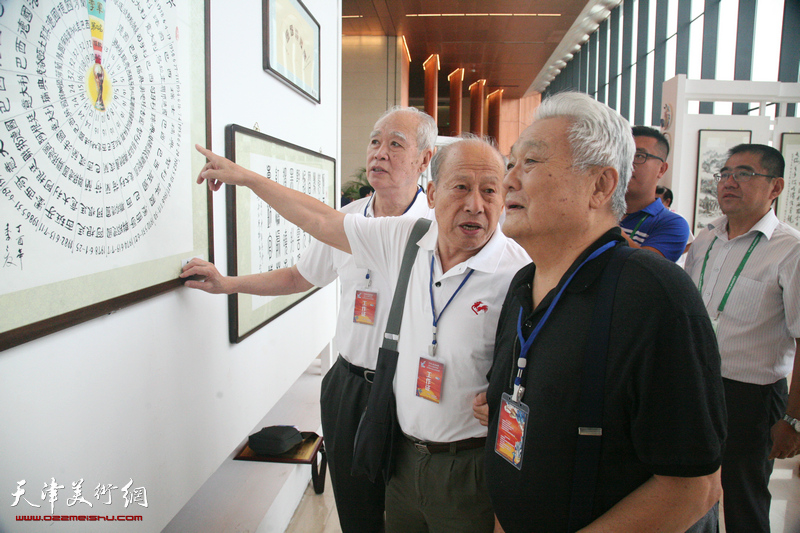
[487,89,503,144]
[448,68,464,136]
[423,54,439,122]
[469,79,486,136]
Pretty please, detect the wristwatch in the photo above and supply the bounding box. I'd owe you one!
[783,414,800,433]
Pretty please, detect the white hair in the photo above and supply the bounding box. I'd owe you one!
[535,92,635,220]
[376,106,438,155]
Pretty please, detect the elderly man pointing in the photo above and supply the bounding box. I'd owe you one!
[195,135,529,533]
[183,107,435,533]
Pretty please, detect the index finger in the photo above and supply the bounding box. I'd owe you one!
[195,144,214,159]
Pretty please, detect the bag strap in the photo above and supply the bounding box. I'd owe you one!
[381,218,432,352]
[567,244,635,531]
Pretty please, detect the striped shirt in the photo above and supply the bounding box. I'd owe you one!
[684,210,800,384]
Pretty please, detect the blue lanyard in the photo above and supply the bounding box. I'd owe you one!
[512,241,617,402]
[363,186,423,217]
[428,255,474,357]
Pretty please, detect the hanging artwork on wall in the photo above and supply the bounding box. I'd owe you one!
[693,129,752,234]
[778,132,800,232]
[262,0,320,103]
[225,124,335,343]
[0,0,213,351]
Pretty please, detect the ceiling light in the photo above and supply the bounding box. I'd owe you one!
[406,12,561,18]
[401,35,412,63]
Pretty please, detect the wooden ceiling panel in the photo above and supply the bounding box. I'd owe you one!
[342,0,588,98]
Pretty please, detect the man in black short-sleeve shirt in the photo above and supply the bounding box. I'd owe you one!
[474,93,726,532]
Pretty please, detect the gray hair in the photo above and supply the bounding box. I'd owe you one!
[430,134,504,184]
[376,106,438,155]
[535,92,635,220]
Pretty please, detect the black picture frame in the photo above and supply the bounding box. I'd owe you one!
[225,124,335,343]
[262,0,321,103]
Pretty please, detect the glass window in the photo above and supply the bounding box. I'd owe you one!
[715,0,738,82]
[688,11,703,80]
[752,0,783,82]
[645,51,655,124]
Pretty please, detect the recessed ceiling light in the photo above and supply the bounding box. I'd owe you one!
[406,13,560,18]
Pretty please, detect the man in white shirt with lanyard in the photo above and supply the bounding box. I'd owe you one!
[685,143,800,533]
[193,135,530,533]
[181,107,436,533]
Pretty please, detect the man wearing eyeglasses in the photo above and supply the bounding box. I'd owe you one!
[684,143,800,533]
[620,126,690,261]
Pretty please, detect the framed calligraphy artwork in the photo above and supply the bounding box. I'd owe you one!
[225,124,335,343]
[778,132,800,232]
[262,0,320,103]
[0,0,213,351]
[693,129,752,234]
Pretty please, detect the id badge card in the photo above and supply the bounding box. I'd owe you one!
[416,357,445,403]
[710,315,719,335]
[353,290,377,325]
[495,392,529,470]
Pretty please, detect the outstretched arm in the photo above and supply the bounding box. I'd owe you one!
[180,258,314,296]
[195,144,350,253]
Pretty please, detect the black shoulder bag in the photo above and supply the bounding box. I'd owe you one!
[351,217,432,483]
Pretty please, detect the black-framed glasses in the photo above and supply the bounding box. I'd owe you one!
[713,170,776,183]
[632,151,665,165]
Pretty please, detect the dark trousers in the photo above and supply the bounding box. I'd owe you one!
[320,356,385,533]
[385,436,494,533]
[721,378,788,533]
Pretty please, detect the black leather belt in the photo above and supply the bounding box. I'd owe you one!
[340,355,375,383]
[405,434,487,455]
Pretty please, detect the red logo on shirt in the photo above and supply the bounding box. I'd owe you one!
[471,301,489,315]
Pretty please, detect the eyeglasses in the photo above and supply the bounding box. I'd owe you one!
[632,152,665,165]
[712,170,776,183]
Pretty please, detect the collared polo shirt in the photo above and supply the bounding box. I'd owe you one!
[344,215,531,443]
[684,210,800,384]
[485,228,725,531]
[621,198,691,261]
[296,189,433,369]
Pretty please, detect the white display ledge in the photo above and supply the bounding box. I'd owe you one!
[162,362,323,533]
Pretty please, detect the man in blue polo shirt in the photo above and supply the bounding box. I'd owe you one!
[620,126,690,262]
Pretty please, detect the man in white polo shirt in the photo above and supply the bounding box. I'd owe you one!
[182,106,436,533]
[194,135,530,533]
[685,143,800,533]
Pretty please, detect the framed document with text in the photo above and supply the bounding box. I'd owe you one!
[263,0,320,103]
[778,133,800,232]
[693,129,752,234]
[225,124,335,343]
[0,0,213,351]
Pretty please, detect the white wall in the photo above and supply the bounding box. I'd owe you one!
[0,0,341,531]
[341,35,404,188]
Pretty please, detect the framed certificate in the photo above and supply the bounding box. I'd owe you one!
[225,124,335,343]
[0,0,213,351]
[263,0,321,103]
